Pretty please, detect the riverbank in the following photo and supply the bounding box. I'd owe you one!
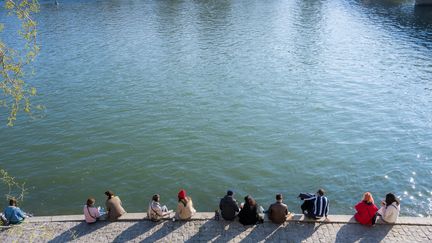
[1,213,431,242]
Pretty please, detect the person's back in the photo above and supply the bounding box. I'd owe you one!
[378,193,400,224]
[105,191,126,221]
[354,192,378,225]
[3,199,26,224]
[176,197,196,220]
[238,196,260,225]
[268,194,289,224]
[148,194,170,222]
[219,190,240,221]
[175,190,196,220]
[300,189,329,219]
[83,198,100,224]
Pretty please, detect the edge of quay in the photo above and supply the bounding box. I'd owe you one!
[26,213,432,226]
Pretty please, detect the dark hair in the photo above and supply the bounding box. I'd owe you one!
[317,189,325,196]
[152,194,160,202]
[385,193,400,206]
[227,190,233,196]
[9,198,17,206]
[87,198,95,207]
[105,191,114,199]
[244,195,256,207]
[276,194,283,201]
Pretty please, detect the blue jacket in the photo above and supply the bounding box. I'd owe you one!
[3,206,25,224]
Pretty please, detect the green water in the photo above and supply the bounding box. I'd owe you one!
[0,0,431,217]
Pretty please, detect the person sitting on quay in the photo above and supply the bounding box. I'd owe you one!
[354,192,378,226]
[105,190,126,221]
[148,194,172,221]
[83,197,105,224]
[377,193,400,223]
[1,198,29,225]
[267,194,292,224]
[219,190,240,221]
[299,188,329,220]
[175,189,196,220]
[238,195,263,225]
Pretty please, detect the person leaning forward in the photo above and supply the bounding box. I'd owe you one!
[105,190,126,221]
[268,194,292,224]
[219,190,240,220]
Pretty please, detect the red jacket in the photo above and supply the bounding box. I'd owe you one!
[354,201,378,225]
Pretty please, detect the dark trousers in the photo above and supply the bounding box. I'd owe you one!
[301,200,315,218]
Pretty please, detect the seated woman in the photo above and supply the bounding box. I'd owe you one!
[83,198,104,224]
[377,193,400,223]
[238,195,262,225]
[354,192,378,225]
[105,191,126,221]
[3,198,28,225]
[148,194,172,221]
[175,189,196,220]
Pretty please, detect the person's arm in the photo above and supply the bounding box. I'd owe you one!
[16,207,26,218]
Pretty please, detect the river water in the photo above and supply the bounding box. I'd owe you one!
[0,0,431,217]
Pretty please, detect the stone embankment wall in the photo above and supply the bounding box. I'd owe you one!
[0,213,431,242]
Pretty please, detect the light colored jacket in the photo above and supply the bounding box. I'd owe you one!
[106,196,126,221]
[379,202,400,223]
[148,201,164,221]
[83,205,100,223]
[176,197,196,220]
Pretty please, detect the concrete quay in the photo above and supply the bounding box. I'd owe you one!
[0,213,431,242]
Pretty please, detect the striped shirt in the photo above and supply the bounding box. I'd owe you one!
[304,195,329,218]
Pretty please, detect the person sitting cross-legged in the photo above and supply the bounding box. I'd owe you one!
[219,190,240,221]
[268,194,292,224]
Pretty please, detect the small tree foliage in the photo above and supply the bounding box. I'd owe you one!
[0,0,40,126]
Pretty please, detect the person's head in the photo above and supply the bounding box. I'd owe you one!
[244,195,256,207]
[227,190,234,196]
[87,198,95,207]
[385,193,399,206]
[152,194,160,202]
[178,189,187,201]
[276,194,283,202]
[105,190,114,199]
[9,198,17,206]
[362,192,374,204]
[317,189,325,196]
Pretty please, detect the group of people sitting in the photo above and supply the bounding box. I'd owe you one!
[1,189,400,227]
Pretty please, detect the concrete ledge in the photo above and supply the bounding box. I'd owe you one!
[26,213,432,226]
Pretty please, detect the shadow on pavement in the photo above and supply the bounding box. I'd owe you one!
[48,221,109,242]
[112,221,158,242]
[185,220,244,243]
[140,220,186,243]
[335,223,393,243]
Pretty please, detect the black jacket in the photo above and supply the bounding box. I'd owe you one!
[238,204,259,225]
[219,195,240,220]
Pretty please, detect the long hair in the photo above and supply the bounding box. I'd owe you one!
[385,193,399,206]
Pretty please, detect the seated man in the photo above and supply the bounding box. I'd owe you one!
[268,194,291,224]
[3,198,28,225]
[299,188,329,219]
[219,190,240,220]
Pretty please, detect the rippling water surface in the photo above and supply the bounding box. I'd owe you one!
[0,0,431,216]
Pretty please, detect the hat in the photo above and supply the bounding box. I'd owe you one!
[227,190,234,196]
[178,189,187,200]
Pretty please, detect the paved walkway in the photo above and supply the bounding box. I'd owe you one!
[1,213,431,242]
